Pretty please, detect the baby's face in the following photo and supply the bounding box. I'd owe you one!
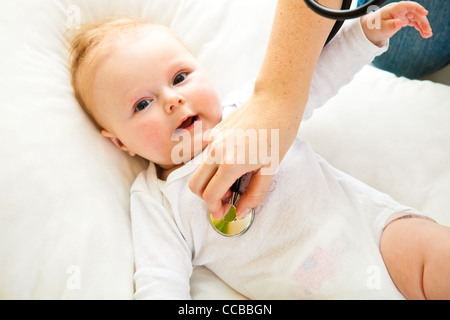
[89,25,222,170]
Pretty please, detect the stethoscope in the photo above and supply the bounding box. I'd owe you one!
[208,174,255,237]
[303,0,388,20]
[210,0,390,238]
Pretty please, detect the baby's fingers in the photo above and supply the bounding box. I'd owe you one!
[404,11,432,38]
[387,2,432,38]
[380,18,403,39]
[382,1,428,19]
[411,12,432,38]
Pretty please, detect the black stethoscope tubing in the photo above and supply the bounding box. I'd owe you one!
[303,0,388,20]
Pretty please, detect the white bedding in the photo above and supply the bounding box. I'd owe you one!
[0,0,448,299]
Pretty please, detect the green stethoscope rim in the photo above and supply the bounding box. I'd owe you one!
[208,207,255,237]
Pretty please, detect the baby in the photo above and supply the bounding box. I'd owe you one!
[69,2,449,299]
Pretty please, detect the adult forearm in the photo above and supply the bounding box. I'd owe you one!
[189,0,344,219]
[254,0,343,113]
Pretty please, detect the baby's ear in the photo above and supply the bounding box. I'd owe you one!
[101,129,136,156]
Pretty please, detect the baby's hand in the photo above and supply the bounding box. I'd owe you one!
[361,1,432,47]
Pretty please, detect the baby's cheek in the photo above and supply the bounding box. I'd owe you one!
[196,87,222,122]
[133,121,167,159]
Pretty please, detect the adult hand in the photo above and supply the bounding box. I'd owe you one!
[188,0,342,221]
[189,91,302,221]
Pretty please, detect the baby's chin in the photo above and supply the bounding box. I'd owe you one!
[155,144,208,180]
[160,136,207,164]
[157,119,219,178]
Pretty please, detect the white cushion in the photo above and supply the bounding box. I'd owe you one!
[0,0,448,299]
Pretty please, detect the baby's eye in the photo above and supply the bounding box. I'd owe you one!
[134,99,152,112]
[173,72,187,85]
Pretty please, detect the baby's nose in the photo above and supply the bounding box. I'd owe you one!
[165,91,185,112]
[169,97,185,111]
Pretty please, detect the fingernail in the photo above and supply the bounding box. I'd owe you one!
[217,203,232,220]
[238,208,251,220]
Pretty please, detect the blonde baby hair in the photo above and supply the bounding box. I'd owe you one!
[68,17,150,129]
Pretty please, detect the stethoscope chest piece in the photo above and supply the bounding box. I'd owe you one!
[208,206,255,237]
[208,173,255,237]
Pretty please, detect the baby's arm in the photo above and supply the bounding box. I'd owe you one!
[361,1,432,47]
[381,217,450,299]
[131,174,193,299]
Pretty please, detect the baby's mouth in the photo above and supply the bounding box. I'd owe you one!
[177,115,198,130]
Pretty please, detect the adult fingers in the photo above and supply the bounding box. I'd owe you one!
[188,159,218,199]
[200,164,243,221]
[235,170,274,219]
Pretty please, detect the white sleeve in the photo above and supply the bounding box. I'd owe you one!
[130,175,193,300]
[303,18,389,120]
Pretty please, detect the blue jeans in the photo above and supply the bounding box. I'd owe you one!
[358,0,450,79]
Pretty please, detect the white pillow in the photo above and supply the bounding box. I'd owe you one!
[0,0,276,299]
[1,0,448,300]
[300,65,450,227]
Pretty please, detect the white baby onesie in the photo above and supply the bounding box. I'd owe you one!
[130,19,425,299]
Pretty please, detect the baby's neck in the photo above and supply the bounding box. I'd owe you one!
[156,144,209,181]
[156,137,212,181]
[157,163,185,181]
